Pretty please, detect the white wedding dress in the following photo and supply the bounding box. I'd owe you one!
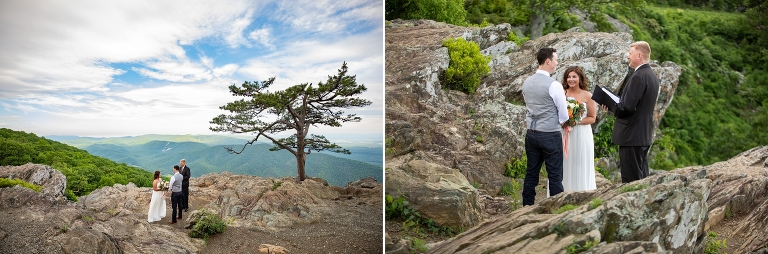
[562,99,596,192]
[147,181,166,222]
[547,99,597,197]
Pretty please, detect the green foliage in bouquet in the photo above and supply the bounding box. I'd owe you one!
[565,98,586,127]
[441,37,491,94]
[0,178,42,192]
[189,209,227,241]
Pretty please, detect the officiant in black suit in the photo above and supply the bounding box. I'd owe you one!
[179,159,191,212]
[604,41,659,183]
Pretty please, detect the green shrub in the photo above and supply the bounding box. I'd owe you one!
[507,31,529,47]
[594,160,610,179]
[589,12,617,32]
[189,209,228,241]
[553,204,579,214]
[504,155,527,179]
[0,178,42,192]
[588,198,604,210]
[385,0,468,26]
[65,189,78,202]
[704,231,727,254]
[594,116,618,158]
[441,37,491,94]
[498,180,520,196]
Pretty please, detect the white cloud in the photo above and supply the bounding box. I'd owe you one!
[249,27,275,49]
[0,0,383,138]
[0,0,258,97]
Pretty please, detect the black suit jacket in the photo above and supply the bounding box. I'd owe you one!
[612,64,659,146]
[181,165,191,187]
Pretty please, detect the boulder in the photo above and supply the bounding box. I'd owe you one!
[675,145,768,253]
[0,163,67,202]
[385,19,682,193]
[427,170,710,253]
[386,159,481,229]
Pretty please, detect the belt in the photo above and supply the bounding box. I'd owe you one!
[527,129,541,133]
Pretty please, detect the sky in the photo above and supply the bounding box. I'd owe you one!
[0,0,383,140]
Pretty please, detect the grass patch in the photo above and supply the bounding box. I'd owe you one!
[618,183,647,193]
[553,204,579,214]
[271,180,282,191]
[565,239,599,254]
[588,198,604,210]
[411,237,429,253]
[0,178,42,192]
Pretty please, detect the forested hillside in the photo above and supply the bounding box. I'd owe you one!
[386,0,768,169]
[0,128,153,198]
[80,141,383,187]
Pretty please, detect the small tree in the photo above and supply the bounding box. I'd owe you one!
[210,62,372,182]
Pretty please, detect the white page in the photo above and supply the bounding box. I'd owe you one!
[602,86,620,103]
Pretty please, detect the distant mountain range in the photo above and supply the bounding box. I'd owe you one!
[48,134,383,187]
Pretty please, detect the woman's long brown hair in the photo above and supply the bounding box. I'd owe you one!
[562,66,589,91]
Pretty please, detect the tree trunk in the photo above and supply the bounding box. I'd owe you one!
[529,12,546,40]
[296,152,306,182]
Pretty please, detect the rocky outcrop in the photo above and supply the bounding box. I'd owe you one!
[0,164,382,254]
[194,172,340,229]
[675,145,768,253]
[386,159,481,229]
[427,170,710,253]
[385,19,682,193]
[0,163,67,204]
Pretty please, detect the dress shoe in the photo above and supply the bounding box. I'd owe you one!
[169,221,176,224]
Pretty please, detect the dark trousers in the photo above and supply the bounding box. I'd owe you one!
[182,183,189,209]
[522,130,564,206]
[620,146,650,183]
[171,191,183,222]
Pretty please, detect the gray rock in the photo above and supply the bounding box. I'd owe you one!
[676,145,768,253]
[385,19,682,194]
[386,160,481,229]
[0,163,67,202]
[427,170,710,253]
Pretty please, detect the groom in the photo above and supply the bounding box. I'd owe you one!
[607,41,659,183]
[521,47,569,206]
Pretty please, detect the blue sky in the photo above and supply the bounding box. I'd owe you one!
[0,0,383,140]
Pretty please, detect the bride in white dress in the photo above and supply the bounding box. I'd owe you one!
[147,170,166,222]
[561,66,597,192]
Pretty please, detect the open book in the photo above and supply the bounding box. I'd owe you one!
[592,85,620,112]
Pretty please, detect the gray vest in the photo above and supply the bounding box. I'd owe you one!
[171,173,183,193]
[522,73,561,132]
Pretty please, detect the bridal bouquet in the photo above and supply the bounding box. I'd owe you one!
[565,98,585,127]
[158,179,169,191]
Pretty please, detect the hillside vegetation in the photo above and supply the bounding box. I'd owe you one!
[80,141,383,187]
[0,128,153,197]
